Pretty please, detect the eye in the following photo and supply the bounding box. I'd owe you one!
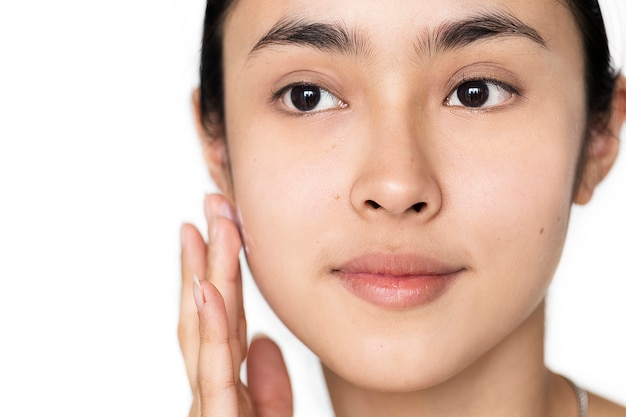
[279,84,346,113]
[446,79,514,109]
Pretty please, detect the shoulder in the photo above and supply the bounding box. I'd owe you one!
[589,392,626,417]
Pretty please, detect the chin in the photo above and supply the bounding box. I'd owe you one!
[322,343,472,393]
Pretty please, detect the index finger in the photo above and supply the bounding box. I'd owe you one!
[179,223,207,390]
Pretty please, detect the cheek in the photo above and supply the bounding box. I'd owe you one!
[463,154,572,293]
[227,130,341,311]
[231,148,337,251]
[226,109,354,259]
[443,116,583,334]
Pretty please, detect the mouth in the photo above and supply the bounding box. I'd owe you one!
[331,253,464,310]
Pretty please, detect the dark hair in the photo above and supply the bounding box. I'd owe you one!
[563,0,620,134]
[199,0,236,137]
[199,0,619,137]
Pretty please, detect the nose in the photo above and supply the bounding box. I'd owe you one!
[350,114,442,220]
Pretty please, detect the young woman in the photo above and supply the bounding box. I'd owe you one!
[179,0,626,415]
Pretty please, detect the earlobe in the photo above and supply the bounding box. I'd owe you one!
[574,75,626,205]
[192,88,233,198]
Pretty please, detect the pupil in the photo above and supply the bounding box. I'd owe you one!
[291,86,321,111]
[458,81,489,107]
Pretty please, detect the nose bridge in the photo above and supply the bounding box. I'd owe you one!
[350,103,441,218]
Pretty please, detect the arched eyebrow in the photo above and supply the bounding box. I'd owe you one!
[248,11,546,60]
[249,17,368,57]
[416,10,546,55]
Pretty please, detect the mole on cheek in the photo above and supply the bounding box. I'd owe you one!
[540,227,545,235]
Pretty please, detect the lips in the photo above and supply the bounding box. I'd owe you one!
[332,253,464,309]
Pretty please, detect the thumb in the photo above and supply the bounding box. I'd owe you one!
[247,336,293,417]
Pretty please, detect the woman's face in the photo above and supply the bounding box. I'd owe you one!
[216,0,588,390]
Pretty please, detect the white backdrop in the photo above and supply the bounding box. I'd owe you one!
[0,1,624,416]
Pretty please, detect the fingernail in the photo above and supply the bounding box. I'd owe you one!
[204,193,235,222]
[219,201,235,221]
[193,275,205,310]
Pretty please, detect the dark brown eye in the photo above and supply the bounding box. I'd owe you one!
[281,84,346,113]
[457,80,489,107]
[446,79,513,109]
[290,85,322,112]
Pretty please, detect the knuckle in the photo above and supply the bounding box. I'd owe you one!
[198,374,237,399]
[199,329,229,347]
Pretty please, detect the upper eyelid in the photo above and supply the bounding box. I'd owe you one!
[445,63,525,96]
[270,82,312,102]
[270,81,339,103]
[268,69,348,101]
[448,77,520,98]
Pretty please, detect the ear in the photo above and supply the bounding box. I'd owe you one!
[192,88,233,199]
[574,75,626,205]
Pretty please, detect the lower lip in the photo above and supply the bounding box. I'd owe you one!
[334,271,460,309]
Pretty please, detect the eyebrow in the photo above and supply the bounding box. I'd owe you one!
[249,17,367,56]
[248,11,546,59]
[417,10,546,54]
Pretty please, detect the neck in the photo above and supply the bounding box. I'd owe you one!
[323,301,576,417]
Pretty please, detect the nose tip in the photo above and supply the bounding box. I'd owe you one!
[350,151,442,219]
[352,169,440,219]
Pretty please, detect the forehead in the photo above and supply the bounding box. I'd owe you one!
[222,0,581,61]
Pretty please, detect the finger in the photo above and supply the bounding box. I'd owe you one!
[188,397,200,417]
[204,194,247,371]
[194,277,239,416]
[179,223,207,390]
[248,336,293,417]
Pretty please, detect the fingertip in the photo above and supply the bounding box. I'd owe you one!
[249,334,283,358]
[248,334,293,415]
[180,223,193,249]
[218,200,235,222]
[214,216,243,250]
[181,223,205,248]
[204,193,236,222]
[251,333,271,343]
[195,279,227,316]
[195,280,231,344]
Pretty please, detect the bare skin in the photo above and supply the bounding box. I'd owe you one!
[178,195,626,417]
[179,197,292,417]
[178,0,626,415]
[178,196,626,417]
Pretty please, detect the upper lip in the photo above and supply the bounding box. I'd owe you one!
[332,253,464,277]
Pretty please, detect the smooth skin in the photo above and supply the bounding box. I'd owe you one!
[179,0,626,415]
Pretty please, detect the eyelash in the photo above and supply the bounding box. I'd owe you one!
[270,82,347,115]
[270,77,521,114]
[445,77,521,110]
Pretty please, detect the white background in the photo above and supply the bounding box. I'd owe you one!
[0,1,624,416]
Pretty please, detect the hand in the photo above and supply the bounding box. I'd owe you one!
[179,194,293,416]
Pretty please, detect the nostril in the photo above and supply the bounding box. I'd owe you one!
[412,202,426,212]
[366,200,382,209]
